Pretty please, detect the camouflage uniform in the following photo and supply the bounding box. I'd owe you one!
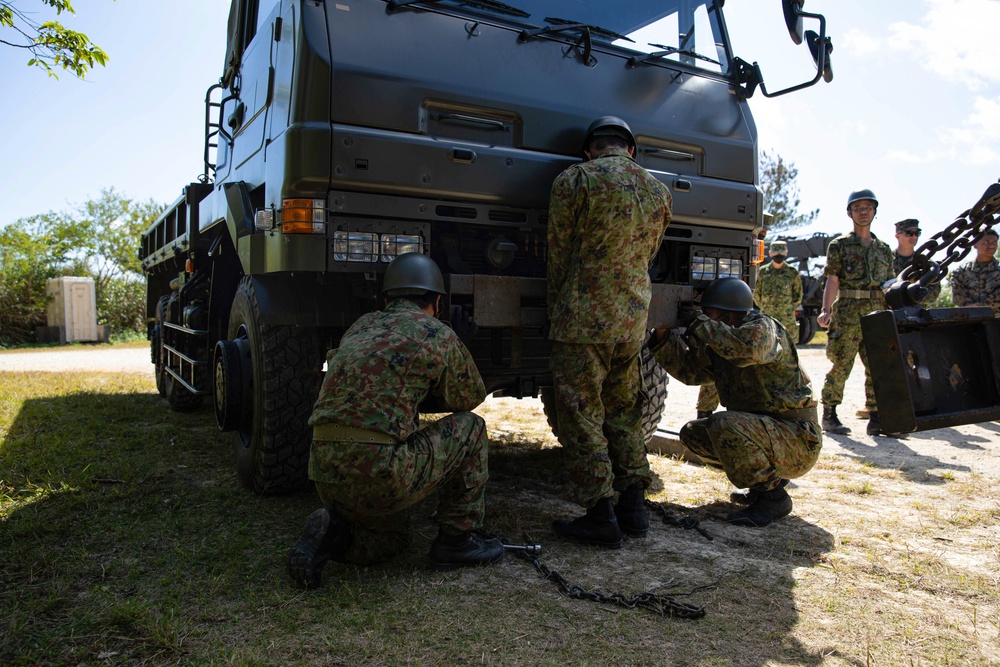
[547,146,672,506]
[950,258,1000,316]
[820,232,894,412]
[653,311,822,490]
[308,299,487,565]
[696,383,720,413]
[893,252,941,306]
[754,263,803,339]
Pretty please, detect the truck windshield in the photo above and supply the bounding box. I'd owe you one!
[428,0,731,75]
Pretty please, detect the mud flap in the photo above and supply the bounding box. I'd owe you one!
[861,306,1000,433]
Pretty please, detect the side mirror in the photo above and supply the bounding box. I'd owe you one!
[782,0,805,45]
[806,29,834,83]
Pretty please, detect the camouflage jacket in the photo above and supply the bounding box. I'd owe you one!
[824,232,894,290]
[753,263,802,322]
[950,258,1000,315]
[653,311,816,414]
[547,148,672,343]
[309,299,486,440]
[893,251,941,305]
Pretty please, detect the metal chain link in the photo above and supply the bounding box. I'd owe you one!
[507,501,715,620]
[902,181,1000,284]
[514,550,711,619]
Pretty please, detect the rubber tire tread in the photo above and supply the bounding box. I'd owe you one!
[797,314,816,346]
[540,345,668,444]
[230,277,323,495]
[152,296,169,397]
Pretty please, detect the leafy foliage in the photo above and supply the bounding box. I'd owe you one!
[0,189,164,345]
[0,0,110,79]
[760,149,819,232]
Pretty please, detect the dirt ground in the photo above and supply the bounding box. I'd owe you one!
[4,343,999,663]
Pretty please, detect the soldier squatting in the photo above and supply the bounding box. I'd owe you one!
[286,119,989,588]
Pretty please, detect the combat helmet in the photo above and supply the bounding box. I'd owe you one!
[382,252,446,297]
[700,277,754,313]
[583,116,636,152]
[846,188,878,211]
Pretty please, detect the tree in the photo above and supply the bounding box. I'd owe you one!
[0,190,163,345]
[760,149,819,233]
[1,0,109,79]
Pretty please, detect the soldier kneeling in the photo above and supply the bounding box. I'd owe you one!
[650,277,823,527]
[287,253,503,588]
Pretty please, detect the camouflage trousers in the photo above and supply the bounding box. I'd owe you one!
[821,298,882,411]
[550,339,651,507]
[309,412,488,565]
[696,383,720,413]
[680,411,822,491]
[770,309,799,342]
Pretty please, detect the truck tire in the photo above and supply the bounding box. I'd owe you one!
[540,345,669,445]
[228,278,323,495]
[152,296,169,397]
[797,314,816,345]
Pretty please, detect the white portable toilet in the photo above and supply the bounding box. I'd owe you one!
[45,277,99,343]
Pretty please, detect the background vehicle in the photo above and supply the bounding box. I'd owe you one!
[140,0,834,493]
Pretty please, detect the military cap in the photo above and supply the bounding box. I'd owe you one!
[769,240,788,253]
[894,219,921,233]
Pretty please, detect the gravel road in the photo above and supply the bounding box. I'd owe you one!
[0,346,151,374]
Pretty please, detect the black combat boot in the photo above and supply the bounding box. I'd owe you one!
[614,483,649,538]
[866,411,882,436]
[696,410,714,420]
[727,485,793,527]
[552,497,624,549]
[428,529,505,571]
[821,405,851,434]
[867,411,906,439]
[730,478,789,505]
[287,508,352,589]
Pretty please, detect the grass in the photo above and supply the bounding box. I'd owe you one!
[1,371,999,665]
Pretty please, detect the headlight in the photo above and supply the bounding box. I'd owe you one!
[718,258,743,279]
[692,256,717,281]
[380,234,423,262]
[333,231,378,262]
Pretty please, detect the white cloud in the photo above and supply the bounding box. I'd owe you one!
[888,0,1000,91]
[840,28,881,57]
[937,95,1000,165]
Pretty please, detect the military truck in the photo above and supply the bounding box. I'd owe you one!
[140,0,835,494]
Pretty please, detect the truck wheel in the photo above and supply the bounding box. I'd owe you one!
[797,315,816,345]
[152,296,169,397]
[540,345,669,444]
[228,278,323,495]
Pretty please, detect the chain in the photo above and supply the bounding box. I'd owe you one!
[903,181,1000,284]
[645,498,715,541]
[507,501,714,620]
[514,550,711,619]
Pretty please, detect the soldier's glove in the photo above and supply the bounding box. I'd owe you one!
[448,304,479,348]
[676,305,700,329]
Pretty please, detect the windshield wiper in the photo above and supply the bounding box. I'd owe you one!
[518,16,634,44]
[386,0,530,18]
[627,42,721,68]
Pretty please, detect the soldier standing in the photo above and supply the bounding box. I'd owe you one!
[651,278,822,527]
[547,116,672,548]
[754,240,804,339]
[950,228,1000,315]
[287,253,503,588]
[892,218,941,305]
[816,189,894,437]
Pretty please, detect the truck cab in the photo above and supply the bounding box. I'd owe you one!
[140,0,834,493]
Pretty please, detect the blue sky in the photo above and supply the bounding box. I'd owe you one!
[2,0,998,250]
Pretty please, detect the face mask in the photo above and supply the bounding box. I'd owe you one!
[771,254,787,263]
